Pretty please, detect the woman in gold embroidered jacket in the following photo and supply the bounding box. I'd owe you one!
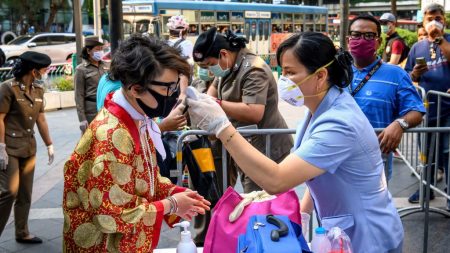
[63,35,210,253]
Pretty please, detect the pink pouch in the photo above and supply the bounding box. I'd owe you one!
[203,187,301,253]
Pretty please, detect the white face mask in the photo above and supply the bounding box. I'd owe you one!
[92,51,104,61]
[277,60,334,107]
[425,20,444,33]
[277,75,305,107]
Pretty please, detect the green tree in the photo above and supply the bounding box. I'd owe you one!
[2,0,69,34]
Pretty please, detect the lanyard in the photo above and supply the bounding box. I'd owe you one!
[348,59,382,97]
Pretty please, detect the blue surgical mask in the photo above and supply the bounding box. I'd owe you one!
[198,68,214,81]
[381,25,389,34]
[209,54,230,77]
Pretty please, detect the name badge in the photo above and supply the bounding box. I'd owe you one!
[16,98,25,102]
[35,98,43,102]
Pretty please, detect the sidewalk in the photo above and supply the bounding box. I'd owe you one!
[0,105,449,252]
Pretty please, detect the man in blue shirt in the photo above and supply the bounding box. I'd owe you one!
[404,3,450,207]
[347,14,426,182]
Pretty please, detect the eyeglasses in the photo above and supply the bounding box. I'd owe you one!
[149,77,180,96]
[349,31,378,41]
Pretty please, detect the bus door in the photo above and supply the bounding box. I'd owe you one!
[245,18,270,55]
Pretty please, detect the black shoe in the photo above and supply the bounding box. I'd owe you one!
[408,189,435,204]
[16,236,43,244]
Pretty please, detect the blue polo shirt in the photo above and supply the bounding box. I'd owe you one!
[348,58,426,128]
[294,86,404,252]
[404,34,450,121]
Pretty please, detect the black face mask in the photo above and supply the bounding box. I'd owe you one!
[136,88,179,118]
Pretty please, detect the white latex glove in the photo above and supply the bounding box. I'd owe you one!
[80,120,89,133]
[186,95,231,138]
[0,143,8,171]
[47,144,54,165]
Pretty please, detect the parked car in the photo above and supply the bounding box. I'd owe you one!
[0,33,76,66]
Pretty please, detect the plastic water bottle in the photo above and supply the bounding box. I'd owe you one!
[311,227,331,253]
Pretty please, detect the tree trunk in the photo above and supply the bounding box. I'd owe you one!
[391,0,397,17]
[44,1,66,32]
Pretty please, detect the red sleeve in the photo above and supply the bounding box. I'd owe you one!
[391,40,405,55]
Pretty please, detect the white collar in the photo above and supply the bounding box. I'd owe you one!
[112,89,166,160]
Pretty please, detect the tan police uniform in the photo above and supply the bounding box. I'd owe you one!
[74,60,106,123]
[0,79,45,238]
[213,48,293,192]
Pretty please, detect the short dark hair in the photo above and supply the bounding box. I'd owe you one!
[276,32,353,88]
[349,14,381,37]
[109,34,190,91]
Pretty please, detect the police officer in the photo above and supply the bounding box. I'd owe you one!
[74,35,106,132]
[193,27,293,192]
[0,51,54,243]
[190,27,293,246]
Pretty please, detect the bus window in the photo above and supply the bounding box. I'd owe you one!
[136,20,151,34]
[272,24,282,33]
[251,21,257,41]
[217,12,229,22]
[264,21,269,40]
[123,20,133,35]
[201,24,213,33]
[272,13,282,23]
[231,12,244,23]
[218,25,230,34]
[283,13,293,23]
[283,24,293,33]
[258,21,264,41]
[231,24,243,34]
[189,24,199,35]
[294,14,303,32]
[200,11,215,22]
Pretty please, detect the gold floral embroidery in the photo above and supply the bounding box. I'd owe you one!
[134,156,144,173]
[109,184,133,206]
[91,163,104,178]
[73,222,102,249]
[89,188,103,209]
[106,233,122,253]
[77,160,93,185]
[121,205,146,224]
[136,231,146,249]
[158,174,171,185]
[110,163,133,185]
[65,191,80,209]
[112,129,133,155]
[77,187,90,210]
[94,152,117,164]
[63,211,70,233]
[93,215,117,233]
[96,124,111,142]
[94,109,107,122]
[75,129,93,155]
[135,179,148,196]
[142,204,157,226]
[108,114,119,128]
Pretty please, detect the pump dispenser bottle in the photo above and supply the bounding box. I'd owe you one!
[174,221,197,253]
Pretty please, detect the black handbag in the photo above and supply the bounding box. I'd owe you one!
[157,132,179,184]
[182,136,222,207]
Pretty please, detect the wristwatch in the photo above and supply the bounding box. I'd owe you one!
[433,36,444,45]
[395,118,409,130]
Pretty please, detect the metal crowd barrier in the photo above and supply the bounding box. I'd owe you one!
[0,63,71,83]
[174,123,450,251]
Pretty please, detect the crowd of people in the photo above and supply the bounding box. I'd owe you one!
[0,3,448,252]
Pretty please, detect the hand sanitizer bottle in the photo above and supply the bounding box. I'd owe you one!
[174,221,197,253]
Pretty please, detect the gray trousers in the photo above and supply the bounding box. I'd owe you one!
[0,155,36,238]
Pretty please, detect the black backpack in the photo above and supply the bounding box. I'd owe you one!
[383,34,410,64]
